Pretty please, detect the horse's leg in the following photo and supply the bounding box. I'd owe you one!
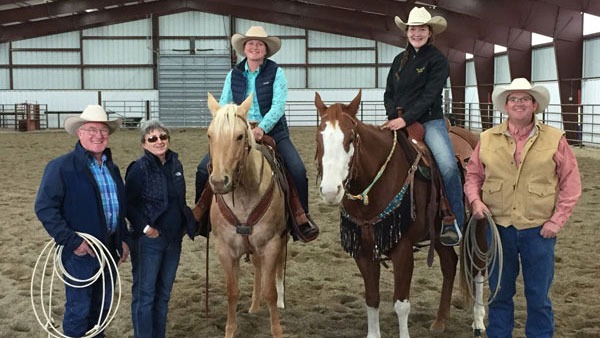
[472,272,486,337]
[354,254,381,338]
[388,238,415,338]
[431,243,458,333]
[216,246,241,338]
[250,254,263,313]
[275,237,288,309]
[259,238,285,338]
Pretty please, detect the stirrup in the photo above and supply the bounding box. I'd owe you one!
[440,219,462,247]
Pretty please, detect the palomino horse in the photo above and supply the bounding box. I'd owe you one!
[315,90,483,337]
[206,93,289,338]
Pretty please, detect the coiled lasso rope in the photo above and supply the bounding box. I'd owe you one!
[30,232,122,338]
[462,212,503,305]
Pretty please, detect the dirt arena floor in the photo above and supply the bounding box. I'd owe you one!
[1,126,599,337]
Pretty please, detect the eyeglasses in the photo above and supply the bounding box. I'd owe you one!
[146,134,169,143]
[80,127,110,136]
[507,96,533,104]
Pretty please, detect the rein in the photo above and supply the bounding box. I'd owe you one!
[345,130,398,205]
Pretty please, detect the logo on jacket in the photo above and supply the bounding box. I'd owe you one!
[416,67,425,74]
[175,172,182,177]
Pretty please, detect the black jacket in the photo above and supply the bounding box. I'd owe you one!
[383,43,449,125]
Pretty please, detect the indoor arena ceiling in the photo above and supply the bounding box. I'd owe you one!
[1,0,599,58]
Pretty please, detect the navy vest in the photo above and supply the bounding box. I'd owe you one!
[230,58,289,142]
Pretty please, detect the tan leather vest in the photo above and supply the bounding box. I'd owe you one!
[479,119,564,229]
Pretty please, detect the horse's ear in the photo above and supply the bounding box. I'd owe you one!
[314,92,327,116]
[238,93,253,118]
[347,90,362,115]
[207,92,220,116]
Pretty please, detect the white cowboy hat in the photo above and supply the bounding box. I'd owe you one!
[395,7,447,35]
[491,78,550,114]
[64,105,121,135]
[231,26,281,58]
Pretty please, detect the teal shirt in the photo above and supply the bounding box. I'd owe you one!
[219,62,287,133]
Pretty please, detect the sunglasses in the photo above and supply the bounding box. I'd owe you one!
[146,134,169,143]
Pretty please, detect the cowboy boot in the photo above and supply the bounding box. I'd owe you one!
[193,184,213,237]
[286,175,319,243]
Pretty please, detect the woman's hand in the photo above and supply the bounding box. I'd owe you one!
[385,117,407,131]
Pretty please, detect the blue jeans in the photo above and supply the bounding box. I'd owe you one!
[62,253,114,338]
[487,225,556,338]
[196,136,309,212]
[423,118,465,227]
[131,235,182,338]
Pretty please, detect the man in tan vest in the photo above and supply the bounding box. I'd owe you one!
[464,78,581,338]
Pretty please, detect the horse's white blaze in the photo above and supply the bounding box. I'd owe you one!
[394,299,411,338]
[276,277,285,309]
[366,306,381,338]
[473,272,486,332]
[319,122,354,204]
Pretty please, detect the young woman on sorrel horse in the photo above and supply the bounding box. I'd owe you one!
[206,93,289,338]
[315,90,486,337]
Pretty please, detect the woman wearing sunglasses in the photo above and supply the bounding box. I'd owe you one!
[125,119,196,338]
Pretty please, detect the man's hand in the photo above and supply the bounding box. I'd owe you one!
[470,200,491,220]
[118,242,130,265]
[74,240,95,257]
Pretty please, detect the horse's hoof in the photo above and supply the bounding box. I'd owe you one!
[473,328,483,337]
[429,321,446,335]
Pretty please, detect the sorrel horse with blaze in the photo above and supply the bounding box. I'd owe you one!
[206,93,289,338]
[314,90,486,337]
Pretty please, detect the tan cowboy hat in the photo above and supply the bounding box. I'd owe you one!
[491,78,550,114]
[395,7,447,35]
[231,26,281,58]
[64,105,121,135]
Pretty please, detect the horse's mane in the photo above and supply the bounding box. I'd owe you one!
[211,102,256,147]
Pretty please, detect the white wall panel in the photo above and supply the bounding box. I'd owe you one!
[581,78,600,144]
[84,68,153,89]
[532,46,557,82]
[83,40,152,64]
[0,69,8,89]
[309,67,373,88]
[494,54,510,84]
[309,50,375,64]
[161,12,229,36]
[0,43,8,64]
[11,32,80,48]
[13,68,80,89]
[84,19,150,37]
[465,60,476,86]
[378,43,403,63]
[271,38,306,64]
[307,31,373,48]
[282,67,306,89]
[235,19,304,36]
[378,67,390,88]
[12,51,80,65]
[583,37,600,78]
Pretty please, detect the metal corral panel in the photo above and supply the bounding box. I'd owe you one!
[13,68,80,89]
[583,37,600,78]
[83,40,153,64]
[84,68,153,89]
[83,19,151,37]
[308,67,374,88]
[158,54,231,127]
[11,32,80,48]
[160,12,229,36]
[532,46,557,82]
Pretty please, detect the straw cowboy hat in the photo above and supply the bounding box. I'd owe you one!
[395,7,447,35]
[491,78,550,114]
[64,105,121,135]
[231,26,281,58]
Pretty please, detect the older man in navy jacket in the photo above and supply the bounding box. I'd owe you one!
[35,105,130,338]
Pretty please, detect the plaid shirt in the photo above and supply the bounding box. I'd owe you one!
[89,154,120,233]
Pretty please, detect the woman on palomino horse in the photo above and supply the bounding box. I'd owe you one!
[195,26,319,242]
[384,7,465,246]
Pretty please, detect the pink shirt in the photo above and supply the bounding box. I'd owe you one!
[464,122,582,233]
